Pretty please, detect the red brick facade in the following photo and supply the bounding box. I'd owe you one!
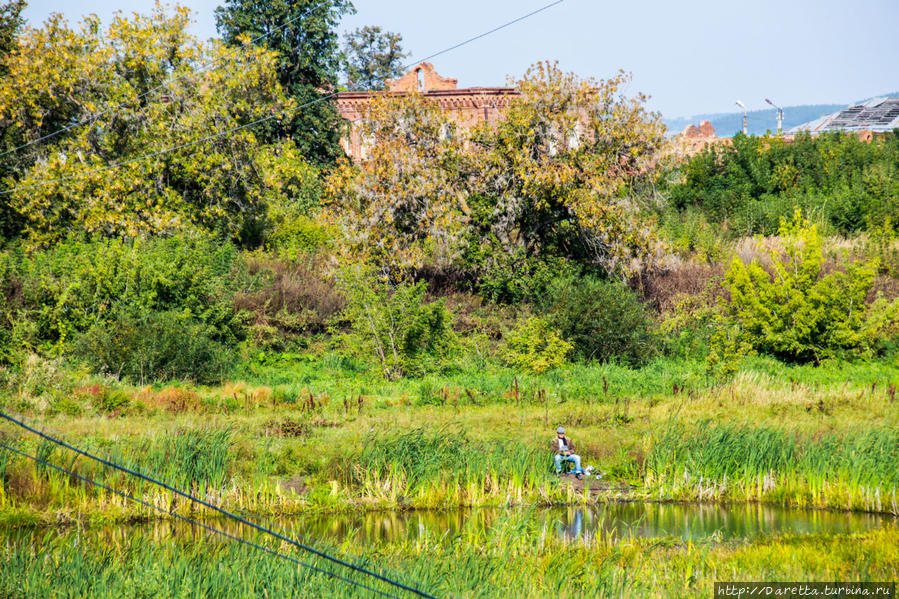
[336,62,518,161]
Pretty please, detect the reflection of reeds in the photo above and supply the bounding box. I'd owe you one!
[4,513,897,598]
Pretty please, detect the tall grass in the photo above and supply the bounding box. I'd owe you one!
[337,429,573,507]
[0,429,243,521]
[646,423,899,514]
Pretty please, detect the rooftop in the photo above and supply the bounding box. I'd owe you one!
[788,97,899,134]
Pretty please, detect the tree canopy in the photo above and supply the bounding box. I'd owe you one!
[215,0,354,165]
[0,0,25,75]
[325,62,669,282]
[341,25,406,91]
[0,5,314,247]
[468,63,668,277]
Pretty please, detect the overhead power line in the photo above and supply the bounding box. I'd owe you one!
[0,441,398,599]
[0,3,326,160]
[0,0,566,197]
[0,410,439,599]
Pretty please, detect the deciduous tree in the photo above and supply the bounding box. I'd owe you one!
[215,0,354,165]
[1,5,308,247]
[324,62,669,282]
[0,0,26,75]
[324,94,468,276]
[341,25,406,91]
[467,62,669,278]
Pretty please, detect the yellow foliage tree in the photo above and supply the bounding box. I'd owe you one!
[323,94,468,277]
[468,62,669,277]
[323,62,669,280]
[0,4,310,247]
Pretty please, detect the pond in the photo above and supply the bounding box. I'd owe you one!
[4,502,893,549]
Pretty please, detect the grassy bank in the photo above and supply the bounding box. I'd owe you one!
[1,356,897,524]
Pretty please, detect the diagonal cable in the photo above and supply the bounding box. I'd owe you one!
[0,441,398,599]
[0,410,439,599]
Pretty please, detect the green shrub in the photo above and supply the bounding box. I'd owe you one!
[74,311,234,384]
[337,265,457,379]
[50,396,83,416]
[266,214,332,257]
[472,249,581,304]
[541,276,656,366]
[0,249,19,362]
[3,235,245,354]
[723,210,899,363]
[669,131,899,237]
[260,160,325,257]
[660,207,726,262]
[91,388,131,414]
[502,316,571,374]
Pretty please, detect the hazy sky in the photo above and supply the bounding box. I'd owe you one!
[20,0,899,118]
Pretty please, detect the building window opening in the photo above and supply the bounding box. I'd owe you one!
[417,68,424,91]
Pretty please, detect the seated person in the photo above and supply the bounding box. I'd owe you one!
[552,426,583,476]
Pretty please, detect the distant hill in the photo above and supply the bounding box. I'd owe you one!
[665,92,899,137]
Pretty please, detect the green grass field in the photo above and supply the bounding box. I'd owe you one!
[2,353,897,597]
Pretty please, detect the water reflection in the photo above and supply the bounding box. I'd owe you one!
[2,503,893,550]
[540,502,891,545]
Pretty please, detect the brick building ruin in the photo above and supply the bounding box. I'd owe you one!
[336,62,518,161]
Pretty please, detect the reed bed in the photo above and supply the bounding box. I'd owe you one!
[0,428,306,524]
[1,350,898,522]
[646,424,899,514]
[3,417,898,523]
[336,429,567,508]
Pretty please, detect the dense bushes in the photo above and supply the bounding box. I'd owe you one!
[75,310,233,384]
[337,266,457,379]
[233,254,345,348]
[0,235,247,380]
[670,131,899,236]
[541,276,656,366]
[2,236,243,350]
[721,211,899,363]
[472,252,581,305]
[501,316,571,374]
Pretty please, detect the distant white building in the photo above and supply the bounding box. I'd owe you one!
[787,97,899,134]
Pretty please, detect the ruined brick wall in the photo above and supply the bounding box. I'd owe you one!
[386,62,458,93]
[336,63,518,161]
